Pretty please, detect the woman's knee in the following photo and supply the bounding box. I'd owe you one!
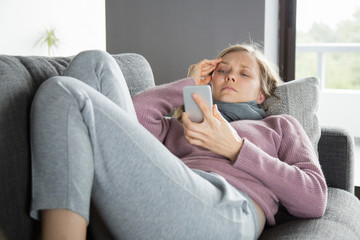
[72,50,114,67]
[78,49,111,59]
[33,76,79,105]
[64,50,121,92]
[37,76,72,92]
[36,76,65,95]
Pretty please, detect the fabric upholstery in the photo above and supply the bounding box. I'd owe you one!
[318,127,355,193]
[112,53,155,96]
[0,55,71,240]
[0,53,154,240]
[265,77,320,154]
[260,188,360,239]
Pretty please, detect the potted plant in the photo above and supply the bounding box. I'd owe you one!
[34,27,59,56]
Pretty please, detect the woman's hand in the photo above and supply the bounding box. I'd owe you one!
[188,58,222,85]
[182,94,243,162]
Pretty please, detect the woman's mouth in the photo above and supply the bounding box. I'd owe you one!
[221,86,238,92]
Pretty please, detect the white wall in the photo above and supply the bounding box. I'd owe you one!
[0,0,106,57]
[264,0,279,65]
[318,90,360,138]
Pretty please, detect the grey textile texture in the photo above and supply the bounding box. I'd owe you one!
[0,55,72,240]
[63,50,138,119]
[0,53,154,240]
[264,77,320,154]
[259,188,360,239]
[0,52,359,240]
[318,127,355,193]
[213,100,266,122]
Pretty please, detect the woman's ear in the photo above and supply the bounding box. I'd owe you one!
[256,92,266,104]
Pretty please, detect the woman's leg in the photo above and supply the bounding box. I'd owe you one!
[34,50,134,240]
[31,76,258,240]
[41,209,87,240]
[63,50,137,120]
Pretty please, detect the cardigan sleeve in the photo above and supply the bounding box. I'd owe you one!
[132,78,195,142]
[233,115,327,218]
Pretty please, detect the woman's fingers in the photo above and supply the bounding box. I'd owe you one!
[182,94,213,126]
[192,94,213,121]
[213,104,226,122]
[182,98,243,161]
[181,112,193,128]
[188,58,222,85]
[201,59,222,74]
[182,113,208,148]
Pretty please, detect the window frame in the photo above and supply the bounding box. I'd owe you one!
[278,0,297,82]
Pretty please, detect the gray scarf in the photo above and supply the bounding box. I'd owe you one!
[214,100,266,122]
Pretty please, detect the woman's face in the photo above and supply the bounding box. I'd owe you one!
[211,51,265,104]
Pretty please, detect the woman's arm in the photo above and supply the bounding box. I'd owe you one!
[233,115,327,218]
[182,57,244,159]
[132,78,195,142]
[133,58,222,142]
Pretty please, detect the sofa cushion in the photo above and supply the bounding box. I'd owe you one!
[0,55,71,240]
[264,77,320,154]
[0,53,154,240]
[113,53,155,96]
[259,188,360,239]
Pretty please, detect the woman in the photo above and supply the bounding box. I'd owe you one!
[30,44,327,240]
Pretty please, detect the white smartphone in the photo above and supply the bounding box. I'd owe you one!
[183,85,213,123]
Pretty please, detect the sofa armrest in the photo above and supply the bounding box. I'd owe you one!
[318,126,355,193]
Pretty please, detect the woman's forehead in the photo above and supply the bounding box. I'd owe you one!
[221,52,258,68]
[222,51,254,61]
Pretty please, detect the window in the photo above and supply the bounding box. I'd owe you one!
[296,0,360,187]
[296,0,360,89]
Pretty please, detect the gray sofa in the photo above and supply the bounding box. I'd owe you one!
[0,53,359,240]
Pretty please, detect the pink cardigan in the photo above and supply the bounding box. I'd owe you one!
[132,78,327,225]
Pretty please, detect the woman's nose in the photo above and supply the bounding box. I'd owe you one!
[226,74,236,82]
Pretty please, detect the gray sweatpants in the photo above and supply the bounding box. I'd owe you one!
[30,50,260,240]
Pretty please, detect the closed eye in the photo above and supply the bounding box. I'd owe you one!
[241,72,251,77]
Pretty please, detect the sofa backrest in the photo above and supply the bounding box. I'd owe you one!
[0,53,154,240]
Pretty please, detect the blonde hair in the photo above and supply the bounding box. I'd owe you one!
[173,43,283,121]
